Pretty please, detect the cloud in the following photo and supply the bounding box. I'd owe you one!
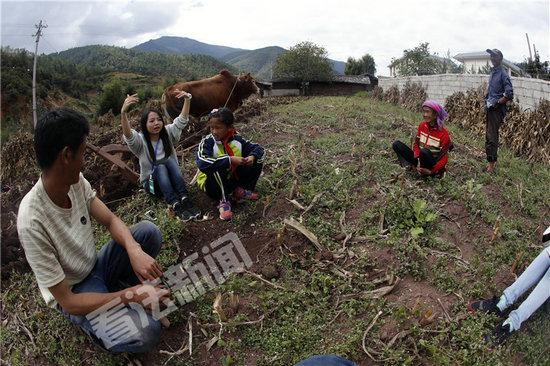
[1,0,547,76]
[1,0,184,52]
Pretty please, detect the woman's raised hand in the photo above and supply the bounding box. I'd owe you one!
[174,89,192,99]
[121,93,139,113]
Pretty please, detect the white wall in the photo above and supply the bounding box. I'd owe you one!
[266,89,300,97]
[378,74,550,111]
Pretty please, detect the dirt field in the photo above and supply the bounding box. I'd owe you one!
[1,95,549,366]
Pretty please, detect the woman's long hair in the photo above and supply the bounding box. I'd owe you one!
[139,109,173,162]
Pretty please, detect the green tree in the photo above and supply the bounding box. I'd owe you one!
[345,54,376,75]
[272,41,333,82]
[517,50,550,80]
[97,78,134,116]
[394,42,440,76]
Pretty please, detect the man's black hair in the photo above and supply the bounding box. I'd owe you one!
[34,108,90,170]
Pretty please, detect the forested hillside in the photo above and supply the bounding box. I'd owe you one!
[52,45,236,80]
[0,45,236,141]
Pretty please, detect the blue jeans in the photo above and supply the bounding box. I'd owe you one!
[294,355,357,366]
[146,157,189,205]
[59,221,163,353]
[503,247,550,331]
[203,163,263,201]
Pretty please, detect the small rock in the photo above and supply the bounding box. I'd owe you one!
[261,264,280,280]
[333,233,347,241]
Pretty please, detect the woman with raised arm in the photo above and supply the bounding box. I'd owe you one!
[121,91,200,221]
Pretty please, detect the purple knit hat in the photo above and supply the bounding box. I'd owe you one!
[422,100,448,130]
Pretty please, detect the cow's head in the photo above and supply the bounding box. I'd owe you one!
[235,72,259,97]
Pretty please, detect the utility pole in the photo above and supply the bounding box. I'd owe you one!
[32,20,47,128]
[525,33,533,61]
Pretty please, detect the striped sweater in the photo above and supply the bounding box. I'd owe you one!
[413,121,452,174]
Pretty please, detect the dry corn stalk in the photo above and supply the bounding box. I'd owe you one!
[213,293,226,322]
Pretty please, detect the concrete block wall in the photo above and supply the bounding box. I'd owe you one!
[378,74,550,111]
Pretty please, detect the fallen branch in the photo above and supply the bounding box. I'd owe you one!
[286,198,306,211]
[201,315,265,329]
[283,217,323,251]
[386,330,412,349]
[428,249,470,268]
[437,298,452,323]
[362,310,383,361]
[439,212,461,230]
[242,269,285,290]
[14,314,36,349]
[339,211,354,248]
[490,216,501,243]
[360,277,399,299]
[300,193,323,219]
[188,315,193,356]
[341,277,399,301]
[159,343,189,357]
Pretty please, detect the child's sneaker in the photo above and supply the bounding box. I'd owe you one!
[468,296,504,316]
[218,199,233,221]
[233,187,259,202]
[173,201,193,222]
[181,196,201,219]
[484,321,511,346]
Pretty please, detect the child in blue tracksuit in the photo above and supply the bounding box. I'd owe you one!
[195,108,264,221]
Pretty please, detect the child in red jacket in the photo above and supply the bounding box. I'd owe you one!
[392,100,452,177]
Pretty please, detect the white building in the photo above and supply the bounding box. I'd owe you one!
[454,51,525,76]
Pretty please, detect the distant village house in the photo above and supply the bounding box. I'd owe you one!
[453,51,525,76]
[267,74,378,97]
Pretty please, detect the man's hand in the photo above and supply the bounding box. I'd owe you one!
[497,97,508,105]
[130,283,171,310]
[127,245,163,282]
[230,156,245,166]
[416,167,432,176]
[242,155,255,166]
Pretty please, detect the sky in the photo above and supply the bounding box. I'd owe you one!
[1,0,548,76]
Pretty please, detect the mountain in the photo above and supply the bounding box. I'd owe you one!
[132,37,346,80]
[221,46,286,80]
[51,45,235,80]
[133,36,246,59]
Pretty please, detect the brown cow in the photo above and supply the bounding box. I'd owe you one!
[162,70,259,119]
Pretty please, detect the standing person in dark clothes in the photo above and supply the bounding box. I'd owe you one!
[484,48,513,173]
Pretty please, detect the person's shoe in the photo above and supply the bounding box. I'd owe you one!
[468,296,504,316]
[233,187,259,202]
[181,196,201,220]
[172,201,193,222]
[484,321,511,346]
[437,168,446,179]
[218,199,233,221]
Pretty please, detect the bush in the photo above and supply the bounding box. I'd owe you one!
[97,79,134,116]
[383,85,400,104]
[400,81,427,110]
[371,86,384,100]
